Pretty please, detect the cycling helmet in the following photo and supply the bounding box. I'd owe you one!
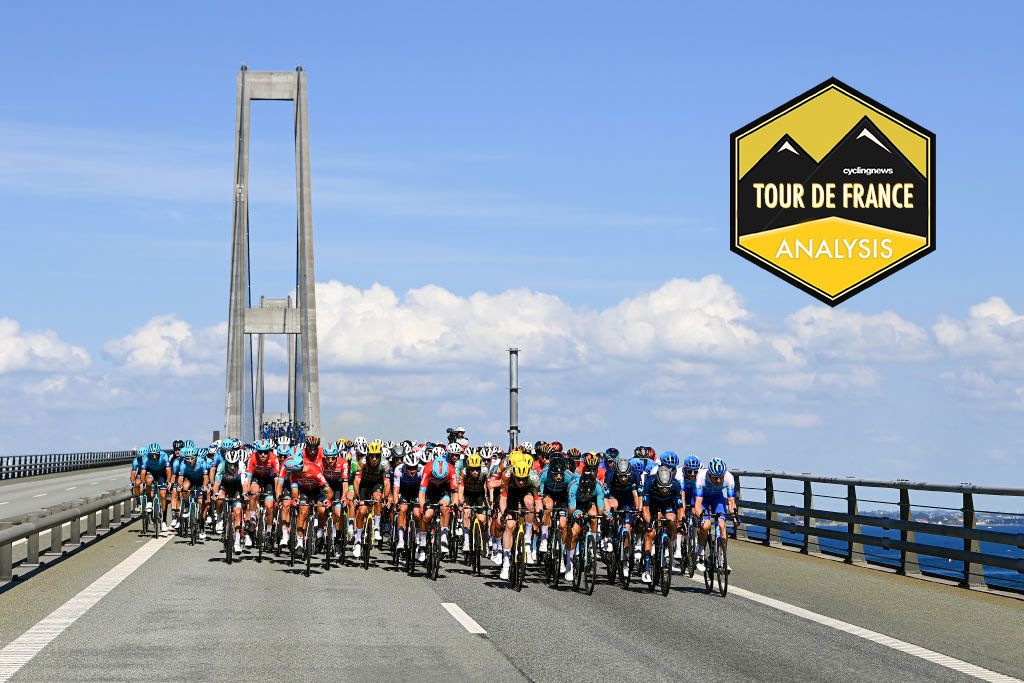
[518,441,533,455]
[148,443,161,456]
[578,471,597,494]
[633,446,645,458]
[538,442,551,455]
[180,446,196,459]
[284,454,303,472]
[483,441,492,450]
[368,440,383,456]
[548,456,567,476]
[255,439,274,452]
[401,439,413,450]
[135,447,147,458]
[613,458,632,480]
[323,442,339,457]
[402,453,418,468]
[512,460,531,479]
[276,444,292,458]
[416,451,431,467]
[431,459,450,481]
[183,440,195,449]
[446,443,460,455]
[630,459,646,476]
[708,458,727,477]
[454,426,466,435]
[466,453,483,469]
[306,435,321,449]
[224,450,242,465]
[549,441,563,454]
[605,447,620,458]
[583,452,600,468]
[277,436,291,447]
[220,438,237,450]
[172,439,185,451]
[654,465,674,493]
[646,447,657,460]
[566,447,581,458]
[431,445,445,459]
[661,451,679,468]
[354,436,368,449]
[683,455,701,472]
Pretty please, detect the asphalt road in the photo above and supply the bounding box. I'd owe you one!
[0,467,128,520]
[2,522,1020,682]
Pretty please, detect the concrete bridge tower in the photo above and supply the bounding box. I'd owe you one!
[224,66,321,441]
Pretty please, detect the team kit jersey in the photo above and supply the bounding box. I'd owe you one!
[694,469,735,515]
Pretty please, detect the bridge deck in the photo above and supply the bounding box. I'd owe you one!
[1,520,1020,681]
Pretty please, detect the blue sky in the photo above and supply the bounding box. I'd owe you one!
[1,2,1022,488]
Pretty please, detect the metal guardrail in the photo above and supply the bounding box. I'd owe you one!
[0,488,138,582]
[0,451,134,480]
[732,470,1024,594]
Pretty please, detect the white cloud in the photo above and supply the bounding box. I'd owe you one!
[784,306,933,362]
[934,297,1024,359]
[724,428,766,445]
[0,318,90,374]
[103,315,225,377]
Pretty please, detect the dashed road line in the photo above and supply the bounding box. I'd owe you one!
[65,486,77,491]
[0,534,170,681]
[441,602,487,635]
[32,494,46,498]
[687,575,1020,682]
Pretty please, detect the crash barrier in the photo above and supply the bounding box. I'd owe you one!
[0,451,134,480]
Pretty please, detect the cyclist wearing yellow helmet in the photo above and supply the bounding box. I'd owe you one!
[351,440,391,558]
[497,451,540,581]
[458,452,488,554]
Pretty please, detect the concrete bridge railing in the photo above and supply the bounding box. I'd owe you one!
[0,451,134,481]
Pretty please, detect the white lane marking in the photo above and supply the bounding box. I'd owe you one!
[441,602,487,635]
[65,487,77,491]
[89,481,98,485]
[0,534,170,682]
[0,501,7,506]
[689,576,1020,682]
[32,494,46,498]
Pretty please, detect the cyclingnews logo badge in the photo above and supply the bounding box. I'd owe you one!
[730,78,935,305]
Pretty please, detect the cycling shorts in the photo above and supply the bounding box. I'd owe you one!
[607,491,636,511]
[462,489,486,508]
[357,483,384,502]
[702,494,728,516]
[646,498,680,517]
[252,473,277,491]
[544,489,569,507]
[423,488,451,507]
[296,486,329,506]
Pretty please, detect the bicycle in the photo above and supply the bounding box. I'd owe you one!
[355,499,376,571]
[151,484,164,539]
[702,511,732,596]
[447,504,461,562]
[222,492,244,565]
[648,516,673,597]
[684,512,700,579]
[463,505,488,576]
[504,507,529,592]
[186,487,203,547]
[571,513,601,596]
[544,508,567,588]
[139,489,150,536]
[421,502,447,581]
[612,509,637,589]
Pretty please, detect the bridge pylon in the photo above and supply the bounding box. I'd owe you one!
[224,66,321,442]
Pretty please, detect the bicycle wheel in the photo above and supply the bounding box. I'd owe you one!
[647,536,657,593]
[513,525,525,592]
[717,537,728,597]
[584,535,597,596]
[323,514,335,570]
[448,514,459,562]
[405,516,416,575]
[687,525,698,579]
[338,509,348,565]
[619,528,632,589]
[305,513,315,577]
[660,534,673,597]
[362,515,373,571]
[273,506,282,557]
[153,495,162,539]
[190,501,199,546]
[603,532,616,585]
[471,518,483,576]
[288,512,297,567]
[572,539,583,592]
[430,522,442,581]
[140,494,149,535]
[225,507,234,565]
[703,539,714,592]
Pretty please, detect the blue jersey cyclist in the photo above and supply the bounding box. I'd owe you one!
[538,456,577,555]
[563,471,605,582]
[694,458,736,571]
[130,447,147,499]
[604,457,642,561]
[640,465,683,584]
[141,443,173,533]
[172,447,211,539]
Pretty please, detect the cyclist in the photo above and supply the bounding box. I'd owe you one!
[173,446,211,539]
[212,448,249,551]
[565,470,605,582]
[538,455,575,555]
[141,443,173,532]
[392,451,422,551]
[129,446,147,501]
[577,451,606,483]
[303,435,323,465]
[246,439,281,542]
[283,449,334,553]
[458,452,488,553]
[415,457,457,564]
[498,453,540,580]
[630,447,657,487]
[321,442,349,547]
[167,439,185,525]
[675,454,701,559]
[694,457,736,571]
[640,465,683,584]
[276,444,297,548]
[351,440,391,558]
[604,457,642,563]
[657,451,682,557]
